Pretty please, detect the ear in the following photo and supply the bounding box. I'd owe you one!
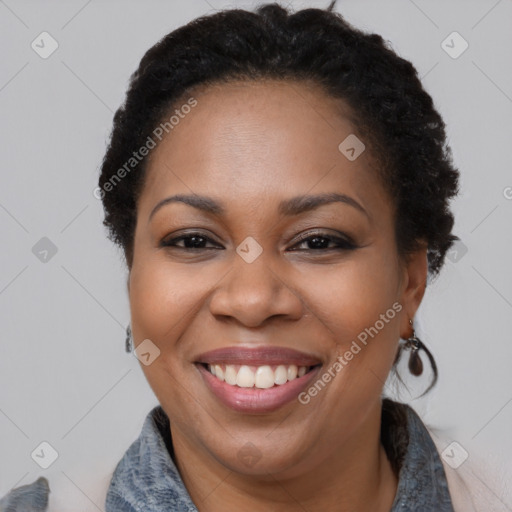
[398,246,428,339]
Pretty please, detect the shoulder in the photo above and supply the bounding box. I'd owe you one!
[0,474,113,512]
[428,426,512,512]
[383,399,512,512]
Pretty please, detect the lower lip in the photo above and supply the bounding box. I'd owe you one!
[197,364,321,413]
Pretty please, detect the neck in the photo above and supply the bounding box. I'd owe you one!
[171,400,398,512]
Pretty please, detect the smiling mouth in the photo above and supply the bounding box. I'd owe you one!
[202,363,319,389]
[195,346,323,411]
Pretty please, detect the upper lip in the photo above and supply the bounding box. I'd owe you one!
[195,346,323,367]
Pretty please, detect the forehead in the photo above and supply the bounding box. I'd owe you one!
[139,79,390,221]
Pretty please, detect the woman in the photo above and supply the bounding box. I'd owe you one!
[1,2,508,511]
[99,2,458,510]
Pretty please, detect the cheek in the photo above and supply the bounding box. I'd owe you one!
[129,254,205,345]
[128,255,212,413]
[309,249,399,335]
[303,243,402,365]
[129,251,232,366]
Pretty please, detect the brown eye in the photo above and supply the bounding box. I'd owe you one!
[289,232,357,251]
[161,232,221,250]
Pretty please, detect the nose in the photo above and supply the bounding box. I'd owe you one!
[208,251,304,328]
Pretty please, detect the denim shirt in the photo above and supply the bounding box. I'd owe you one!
[0,400,454,511]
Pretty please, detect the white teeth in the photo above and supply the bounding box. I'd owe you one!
[207,363,312,388]
[214,364,224,381]
[255,365,275,389]
[274,365,288,385]
[236,365,255,388]
[224,365,237,385]
[287,365,298,380]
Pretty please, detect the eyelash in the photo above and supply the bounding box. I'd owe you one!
[160,231,357,252]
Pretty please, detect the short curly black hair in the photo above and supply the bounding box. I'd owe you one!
[98,0,459,277]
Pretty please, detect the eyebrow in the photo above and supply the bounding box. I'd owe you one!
[148,192,369,222]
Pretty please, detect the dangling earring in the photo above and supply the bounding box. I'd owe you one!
[405,319,423,376]
[397,319,439,396]
[125,324,133,353]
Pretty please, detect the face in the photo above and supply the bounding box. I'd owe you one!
[128,80,427,478]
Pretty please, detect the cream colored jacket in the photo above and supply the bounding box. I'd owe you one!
[430,431,512,512]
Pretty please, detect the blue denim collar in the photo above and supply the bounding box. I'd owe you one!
[0,476,49,512]
[389,404,454,511]
[105,406,196,512]
[0,400,454,511]
[105,400,454,512]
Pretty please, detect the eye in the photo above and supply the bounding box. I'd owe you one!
[160,230,357,252]
[288,231,357,251]
[160,232,222,250]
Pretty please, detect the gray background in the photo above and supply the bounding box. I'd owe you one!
[1,0,511,510]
